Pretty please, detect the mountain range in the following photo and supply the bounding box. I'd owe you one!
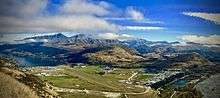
[21,33,220,54]
[1,33,219,67]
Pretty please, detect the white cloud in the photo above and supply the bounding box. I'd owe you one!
[104,17,164,24]
[104,7,164,25]
[121,34,133,38]
[20,0,48,16]
[0,0,119,33]
[123,26,165,31]
[97,33,133,40]
[98,1,112,9]
[59,0,109,16]
[97,33,119,39]
[0,0,47,17]
[179,35,220,45]
[0,15,118,33]
[126,7,144,20]
[183,12,220,24]
[104,17,133,21]
[136,20,164,24]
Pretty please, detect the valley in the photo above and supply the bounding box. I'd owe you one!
[0,0,220,98]
[26,65,155,98]
[0,33,219,98]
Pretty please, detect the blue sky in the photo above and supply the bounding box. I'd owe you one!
[0,0,220,44]
[45,0,220,41]
[99,0,220,41]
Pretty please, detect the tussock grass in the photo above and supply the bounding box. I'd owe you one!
[0,72,39,98]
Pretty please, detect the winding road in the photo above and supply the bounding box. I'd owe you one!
[53,86,152,98]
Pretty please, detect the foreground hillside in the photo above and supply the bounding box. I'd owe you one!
[0,58,58,98]
[0,72,39,98]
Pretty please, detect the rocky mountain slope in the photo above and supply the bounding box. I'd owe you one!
[23,33,121,46]
[23,33,68,43]
[196,74,220,98]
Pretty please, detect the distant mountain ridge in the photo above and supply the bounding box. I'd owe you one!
[22,33,121,46]
[20,33,180,50]
[16,33,220,64]
[23,33,68,43]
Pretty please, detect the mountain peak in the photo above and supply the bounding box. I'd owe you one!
[54,33,67,38]
[71,34,88,39]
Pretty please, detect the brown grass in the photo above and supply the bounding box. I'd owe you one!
[0,72,39,98]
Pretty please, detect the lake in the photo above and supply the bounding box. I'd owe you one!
[4,55,65,67]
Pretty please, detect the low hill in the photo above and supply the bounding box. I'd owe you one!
[172,52,210,64]
[84,46,146,67]
[170,52,212,69]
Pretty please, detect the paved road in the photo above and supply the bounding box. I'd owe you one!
[125,87,151,95]
[170,91,176,98]
[128,72,138,81]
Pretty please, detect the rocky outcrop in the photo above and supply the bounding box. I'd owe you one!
[196,74,220,98]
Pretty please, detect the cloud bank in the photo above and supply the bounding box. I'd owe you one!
[179,35,220,45]
[183,12,220,24]
[97,33,133,40]
[0,0,119,33]
[59,0,110,16]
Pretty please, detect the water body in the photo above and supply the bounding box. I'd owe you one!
[0,42,70,67]
[0,54,64,67]
[13,56,64,67]
[173,79,187,87]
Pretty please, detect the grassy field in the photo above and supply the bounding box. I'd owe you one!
[37,66,145,92]
[40,76,96,89]
[103,68,138,80]
[32,65,153,98]
[59,92,107,98]
[136,73,154,81]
